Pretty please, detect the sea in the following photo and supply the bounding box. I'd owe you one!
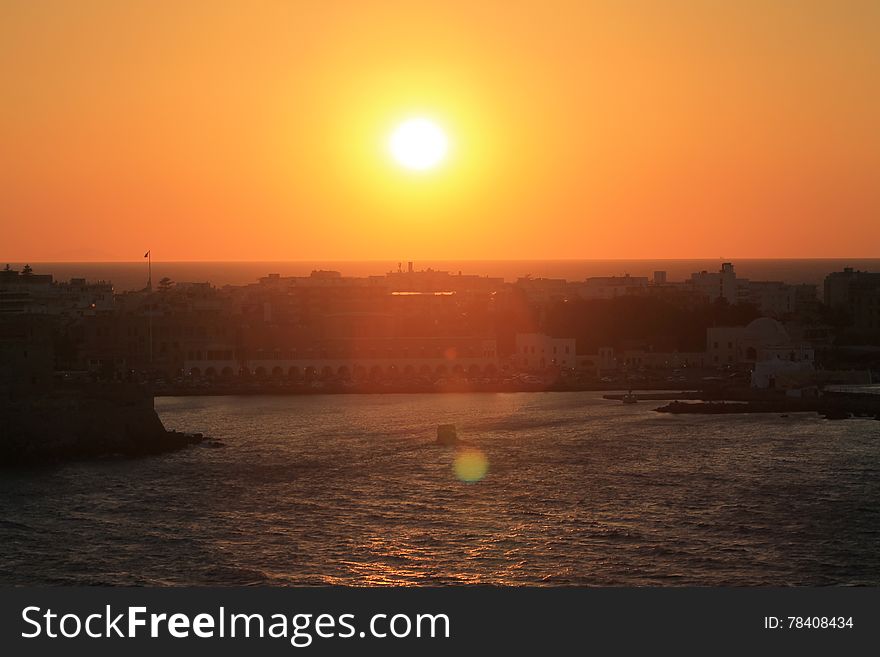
[1,392,877,586]
[8,259,880,290]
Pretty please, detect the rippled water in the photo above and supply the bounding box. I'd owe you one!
[1,392,878,586]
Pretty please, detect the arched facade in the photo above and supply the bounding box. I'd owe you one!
[182,337,501,383]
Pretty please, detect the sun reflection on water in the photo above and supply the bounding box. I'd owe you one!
[453,448,489,483]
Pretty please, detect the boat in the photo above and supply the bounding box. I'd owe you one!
[436,424,459,445]
[622,390,638,404]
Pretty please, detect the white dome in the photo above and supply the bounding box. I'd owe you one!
[744,317,790,345]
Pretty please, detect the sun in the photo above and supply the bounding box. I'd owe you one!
[388,118,448,171]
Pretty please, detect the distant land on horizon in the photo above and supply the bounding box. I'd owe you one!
[5,258,880,292]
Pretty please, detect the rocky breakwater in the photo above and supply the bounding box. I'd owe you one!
[654,395,880,418]
[0,384,206,466]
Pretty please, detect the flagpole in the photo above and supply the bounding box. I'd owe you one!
[145,250,153,369]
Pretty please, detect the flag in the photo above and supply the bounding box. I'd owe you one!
[144,251,150,258]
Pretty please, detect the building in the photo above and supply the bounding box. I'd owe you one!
[792,283,821,316]
[199,336,500,381]
[706,317,813,374]
[743,281,818,318]
[750,352,815,389]
[575,275,649,300]
[689,262,744,304]
[596,346,617,372]
[618,348,707,370]
[824,268,880,335]
[824,268,876,307]
[386,263,504,295]
[514,277,570,304]
[0,265,113,317]
[79,282,237,377]
[744,281,796,317]
[645,280,708,309]
[0,315,55,394]
[515,333,576,370]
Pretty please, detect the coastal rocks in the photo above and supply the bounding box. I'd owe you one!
[654,398,880,418]
[654,400,784,414]
[0,387,207,466]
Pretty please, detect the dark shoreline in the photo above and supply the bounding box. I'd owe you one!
[152,380,704,397]
[153,384,880,420]
[654,395,880,418]
[0,385,208,467]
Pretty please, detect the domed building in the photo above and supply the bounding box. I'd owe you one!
[706,317,814,388]
[742,317,790,347]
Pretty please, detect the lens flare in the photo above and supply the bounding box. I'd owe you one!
[453,448,488,483]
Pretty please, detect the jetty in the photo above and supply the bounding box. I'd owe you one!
[654,396,880,418]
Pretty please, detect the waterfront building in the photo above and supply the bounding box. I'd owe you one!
[596,346,617,373]
[6,263,859,386]
[80,282,237,377]
[515,333,576,371]
[706,317,813,369]
[751,355,815,389]
[187,336,499,381]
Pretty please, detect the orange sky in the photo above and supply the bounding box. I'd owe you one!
[2,0,878,261]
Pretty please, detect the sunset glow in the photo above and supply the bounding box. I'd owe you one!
[4,0,880,615]
[1,0,879,261]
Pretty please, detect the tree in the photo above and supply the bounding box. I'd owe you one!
[158,277,174,292]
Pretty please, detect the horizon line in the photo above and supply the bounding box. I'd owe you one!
[4,256,880,265]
